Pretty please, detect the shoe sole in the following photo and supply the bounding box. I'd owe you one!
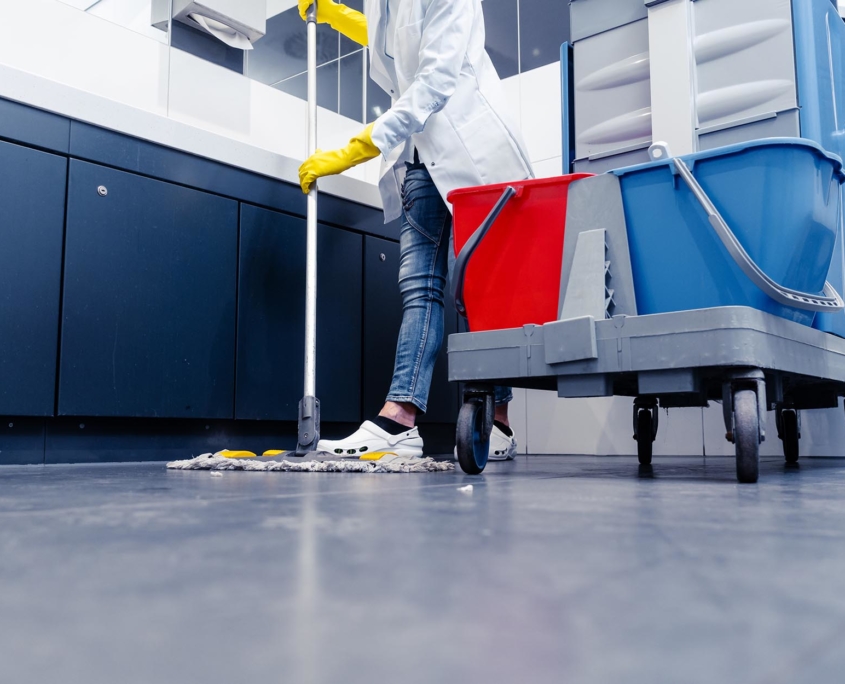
[488,454,516,461]
[452,446,517,461]
[317,446,424,459]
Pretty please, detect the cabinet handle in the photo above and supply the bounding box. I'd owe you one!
[97,186,108,197]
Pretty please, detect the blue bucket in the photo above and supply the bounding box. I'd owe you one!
[613,138,844,327]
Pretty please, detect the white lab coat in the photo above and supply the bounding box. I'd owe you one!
[366,0,534,223]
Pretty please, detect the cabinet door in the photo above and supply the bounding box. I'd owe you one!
[236,205,363,422]
[0,141,66,416]
[362,236,458,423]
[59,161,238,418]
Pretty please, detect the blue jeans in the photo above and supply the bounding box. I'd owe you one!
[386,161,512,413]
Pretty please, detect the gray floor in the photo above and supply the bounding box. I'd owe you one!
[2,456,845,684]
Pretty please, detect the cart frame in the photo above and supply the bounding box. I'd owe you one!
[448,173,845,482]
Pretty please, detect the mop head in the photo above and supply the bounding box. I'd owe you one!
[166,450,455,473]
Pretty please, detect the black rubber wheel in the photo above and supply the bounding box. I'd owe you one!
[456,400,491,475]
[734,389,760,484]
[781,409,800,464]
[636,409,653,466]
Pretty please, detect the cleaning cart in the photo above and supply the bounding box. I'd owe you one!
[448,138,845,483]
[448,0,845,483]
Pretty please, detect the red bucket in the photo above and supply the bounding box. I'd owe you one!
[449,174,592,332]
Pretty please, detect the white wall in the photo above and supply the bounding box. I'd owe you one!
[0,0,380,189]
[58,0,297,36]
[501,64,564,180]
[0,0,170,117]
[268,0,300,18]
[85,0,168,43]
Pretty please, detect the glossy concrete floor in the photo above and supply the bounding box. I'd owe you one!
[2,456,845,684]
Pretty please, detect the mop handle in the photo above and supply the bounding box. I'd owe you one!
[304,0,318,399]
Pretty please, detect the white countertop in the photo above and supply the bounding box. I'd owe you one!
[0,62,384,211]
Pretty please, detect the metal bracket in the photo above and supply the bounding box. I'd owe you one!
[295,395,321,455]
[464,384,495,438]
[768,374,784,409]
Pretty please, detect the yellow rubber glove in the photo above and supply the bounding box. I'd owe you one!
[299,124,380,194]
[298,0,369,46]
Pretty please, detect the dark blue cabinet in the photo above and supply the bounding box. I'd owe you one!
[0,99,433,463]
[58,160,238,418]
[236,204,363,422]
[362,236,458,423]
[0,141,67,416]
[362,236,400,420]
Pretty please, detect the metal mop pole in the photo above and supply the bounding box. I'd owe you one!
[295,0,321,456]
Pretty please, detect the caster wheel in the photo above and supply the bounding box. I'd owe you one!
[734,389,760,484]
[780,409,800,464]
[633,398,658,466]
[636,409,653,466]
[456,399,493,475]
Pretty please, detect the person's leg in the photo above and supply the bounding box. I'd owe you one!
[315,163,450,456]
[494,388,513,426]
[383,164,451,423]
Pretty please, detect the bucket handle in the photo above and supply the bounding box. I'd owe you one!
[453,186,517,317]
[674,158,844,313]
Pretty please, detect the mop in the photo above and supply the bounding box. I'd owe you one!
[167,451,454,473]
[167,1,453,475]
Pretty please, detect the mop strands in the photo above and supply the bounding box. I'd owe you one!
[166,450,455,473]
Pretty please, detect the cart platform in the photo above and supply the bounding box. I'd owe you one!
[449,307,845,482]
[449,306,845,401]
